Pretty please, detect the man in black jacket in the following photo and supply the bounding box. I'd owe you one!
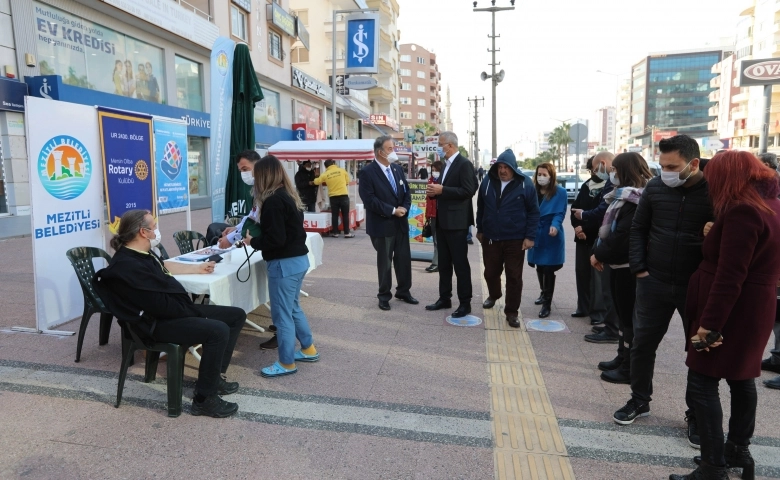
[295,161,318,212]
[359,136,417,311]
[614,135,714,448]
[569,156,605,318]
[425,131,478,318]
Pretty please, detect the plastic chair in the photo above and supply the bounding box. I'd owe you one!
[154,243,170,260]
[66,247,117,363]
[116,321,188,418]
[173,230,207,255]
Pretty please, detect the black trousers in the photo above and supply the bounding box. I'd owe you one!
[611,267,636,373]
[330,195,350,234]
[574,242,593,314]
[483,239,525,316]
[687,369,756,466]
[631,274,692,415]
[437,224,472,303]
[152,304,246,397]
[370,228,412,301]
[304,203,316,213]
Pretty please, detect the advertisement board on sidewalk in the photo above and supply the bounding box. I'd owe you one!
[407,180,431,243]
[153,118,189,215]
[26,96,105,330]
[98,107,156,233]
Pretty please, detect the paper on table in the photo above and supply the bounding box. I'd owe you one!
[170,246,235,263]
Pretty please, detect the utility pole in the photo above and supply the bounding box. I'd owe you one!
[474,1,514,160]
[468,96,484,167]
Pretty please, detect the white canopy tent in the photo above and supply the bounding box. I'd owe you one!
[268,139,375,162]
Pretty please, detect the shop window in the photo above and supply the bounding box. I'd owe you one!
[188,137,208,197]
[269,30,283,62]
[231,5,248,41]
[35,2,166,103]
[175,56,203,111]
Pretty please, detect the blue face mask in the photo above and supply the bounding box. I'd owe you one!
[437,146,445,158]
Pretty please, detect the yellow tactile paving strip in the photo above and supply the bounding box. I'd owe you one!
[480,255,576,480]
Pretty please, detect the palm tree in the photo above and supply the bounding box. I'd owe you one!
[548,124,572,171]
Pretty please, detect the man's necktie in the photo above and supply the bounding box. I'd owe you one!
[386,167,397,194]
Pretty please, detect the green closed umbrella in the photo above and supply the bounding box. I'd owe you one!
[224,43,263,219]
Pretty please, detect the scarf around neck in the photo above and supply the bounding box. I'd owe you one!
[598,186,643,241]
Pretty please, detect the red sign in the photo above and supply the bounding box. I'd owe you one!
[654,130,677,142]
[292,123,307,141]
[364,114,399,132]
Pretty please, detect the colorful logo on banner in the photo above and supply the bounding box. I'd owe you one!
[37,135,92,200]
[408,180,431,243]
[98,108,155,233]
[153,119,189,215]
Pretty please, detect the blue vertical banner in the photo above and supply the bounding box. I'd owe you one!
[345,13,380,75]
[98,107,156,233]
[209,36,236,223]
[153,118,189,215]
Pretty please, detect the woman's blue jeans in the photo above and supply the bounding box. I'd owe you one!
[267,260,314,365]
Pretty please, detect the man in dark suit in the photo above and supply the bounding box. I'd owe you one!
[425,131,478,318]
[358,136,418,311]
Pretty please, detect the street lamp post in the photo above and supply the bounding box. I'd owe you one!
[474,1,515,160]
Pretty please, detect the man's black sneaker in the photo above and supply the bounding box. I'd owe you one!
[600,369,630,384]
[190,395,239,418]
[613,399,650,425]
[260,334,278,350]
[686,414,701,449]
[217,375,239,395]
[584,331,619,344]
[598,356,622,372]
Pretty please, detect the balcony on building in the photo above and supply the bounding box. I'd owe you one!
[711,62,722,75]
[732,106,748,120]
[708,104,720,117]
[710,76,721,89]
[732,92,750,104]
[708,89,720,102]
[178,0,213,21]
[707,120,719,130]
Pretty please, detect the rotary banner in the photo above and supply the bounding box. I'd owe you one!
[98,107,156,233]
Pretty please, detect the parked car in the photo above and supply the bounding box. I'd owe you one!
[557,172,590,201]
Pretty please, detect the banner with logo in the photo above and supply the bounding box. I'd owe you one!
[26,96,105,330]
[407,180,431,243]
[153,118,189,214]
[98,107,155,233]
[345,13,379,75]
[208,36,236,223]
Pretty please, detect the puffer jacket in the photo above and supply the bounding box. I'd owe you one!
[476,150,540,241]
[629,175,714,285]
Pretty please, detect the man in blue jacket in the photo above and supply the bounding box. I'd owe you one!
[476,149,540,328]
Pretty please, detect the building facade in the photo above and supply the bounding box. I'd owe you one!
[616,79,631,153]
[628,49,724,160]
[591,106,615,152]
[398,43,442,133]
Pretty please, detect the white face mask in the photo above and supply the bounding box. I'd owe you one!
[537,176,550,186]
[241,170,254,185]
[609,171,620,186]
[595,164,609,181]
[387,152,399,162]
[305,166,312,171]
[149,228,161,248]
[432,171,440,179]
[661,161,693,188]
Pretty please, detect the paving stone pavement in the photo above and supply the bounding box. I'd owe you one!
[0,206,779,479]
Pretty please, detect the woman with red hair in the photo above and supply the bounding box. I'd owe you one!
[670,151,780,480]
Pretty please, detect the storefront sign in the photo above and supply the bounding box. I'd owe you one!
[344,75,377,90]
[653,130,677,142]
[297,17,310,51]
[268,3,296,38]
[99,0,218,49]
[209,37,236,223]
[153,118,189,215]
[345,13,380,75]
[292,123,307,141]
[330,75,349,96]
[27,97,105,329]
[364,114,399,132]
[98,107,156,233]
[738,58,780,87]
[0,78,27,112]
[292,67,331,100]
[407,180,431,244]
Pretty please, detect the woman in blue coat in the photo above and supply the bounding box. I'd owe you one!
[527,162,567,318]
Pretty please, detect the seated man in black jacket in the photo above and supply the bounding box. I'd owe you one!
[93,210,246,418]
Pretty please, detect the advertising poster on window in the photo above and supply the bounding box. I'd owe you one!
[34,1,165,103]
[254,88,280,127]
[98,107,155,233]
[26,96,105,330]
[153,118,189,215]
[407,180,431,243]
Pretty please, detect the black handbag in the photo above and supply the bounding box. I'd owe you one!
[421,220,432,238]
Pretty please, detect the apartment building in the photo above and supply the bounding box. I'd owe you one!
[398,43,442,132]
